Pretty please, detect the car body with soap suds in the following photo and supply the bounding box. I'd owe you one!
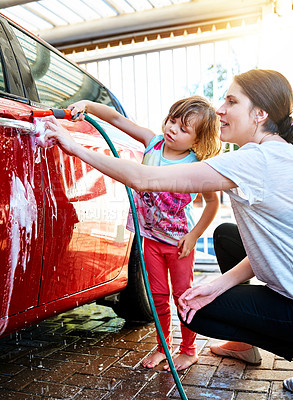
[0,13,152,338]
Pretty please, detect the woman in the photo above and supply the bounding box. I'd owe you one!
[178,69,293,392]
[43,69,293,392]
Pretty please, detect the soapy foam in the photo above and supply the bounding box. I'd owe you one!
[33,117,56,148]
[33,117,46,147]
[0,174,38,336]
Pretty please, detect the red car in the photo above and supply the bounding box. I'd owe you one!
[0,13,152,339]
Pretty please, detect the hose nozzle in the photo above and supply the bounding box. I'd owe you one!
[31,108,73,119]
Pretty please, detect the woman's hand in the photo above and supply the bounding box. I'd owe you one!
[177,231,197,259]
[43,116,78,155]
[178,283,220,324]
[179,256,255,324]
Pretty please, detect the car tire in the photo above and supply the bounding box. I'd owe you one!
[117,236,154,323]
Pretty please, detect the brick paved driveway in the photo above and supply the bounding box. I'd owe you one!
[0,270,292,400]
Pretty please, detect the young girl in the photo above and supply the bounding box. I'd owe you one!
[46,96,221,371]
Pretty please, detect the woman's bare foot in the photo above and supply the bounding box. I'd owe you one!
[210,341,262,365]
[142,351,166,368]
[218,341,252,351]
[164,353,198,371]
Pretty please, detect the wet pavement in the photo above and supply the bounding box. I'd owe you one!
[0,267,292,400]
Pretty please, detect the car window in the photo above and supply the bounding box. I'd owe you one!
[0,56,5,91]
[11,26,115,109]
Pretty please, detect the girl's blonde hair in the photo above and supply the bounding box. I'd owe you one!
[163,96,222,160]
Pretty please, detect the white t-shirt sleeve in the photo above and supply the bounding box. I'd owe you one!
[204,143,266,205]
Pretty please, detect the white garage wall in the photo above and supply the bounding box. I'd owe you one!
[83,35,259,134]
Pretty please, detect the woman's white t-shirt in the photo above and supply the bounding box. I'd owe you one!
[204,141,293,300]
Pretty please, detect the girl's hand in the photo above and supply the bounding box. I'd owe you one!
[178,283,220,324]
[43,116,78,155]
[68,100,90,121]
[177,231,197,259]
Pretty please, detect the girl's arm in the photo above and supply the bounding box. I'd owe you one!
[69,100,155,148]
[178,191,219,259]
[44,116,236,194]
[178,257,255,323]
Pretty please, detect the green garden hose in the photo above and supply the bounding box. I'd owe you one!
[84,114,188,400]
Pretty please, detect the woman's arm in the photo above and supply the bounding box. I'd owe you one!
[178,191,219,259]
[178,256,255,323]
[69,100,154,147]
[44,116,236,194]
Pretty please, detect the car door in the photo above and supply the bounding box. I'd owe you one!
[7,19,142,304]
[0,17,45,335]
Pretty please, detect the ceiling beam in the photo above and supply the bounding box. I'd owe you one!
[0,0,38,7]
[38,0,272,49]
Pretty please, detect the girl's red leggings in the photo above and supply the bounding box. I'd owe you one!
[144,237,197,355]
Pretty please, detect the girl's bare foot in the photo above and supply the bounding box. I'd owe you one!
[164,353,198,371]
[142,351,166,368]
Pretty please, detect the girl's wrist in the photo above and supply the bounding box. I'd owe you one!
[190,233,200,243]
[84,100,90,113]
